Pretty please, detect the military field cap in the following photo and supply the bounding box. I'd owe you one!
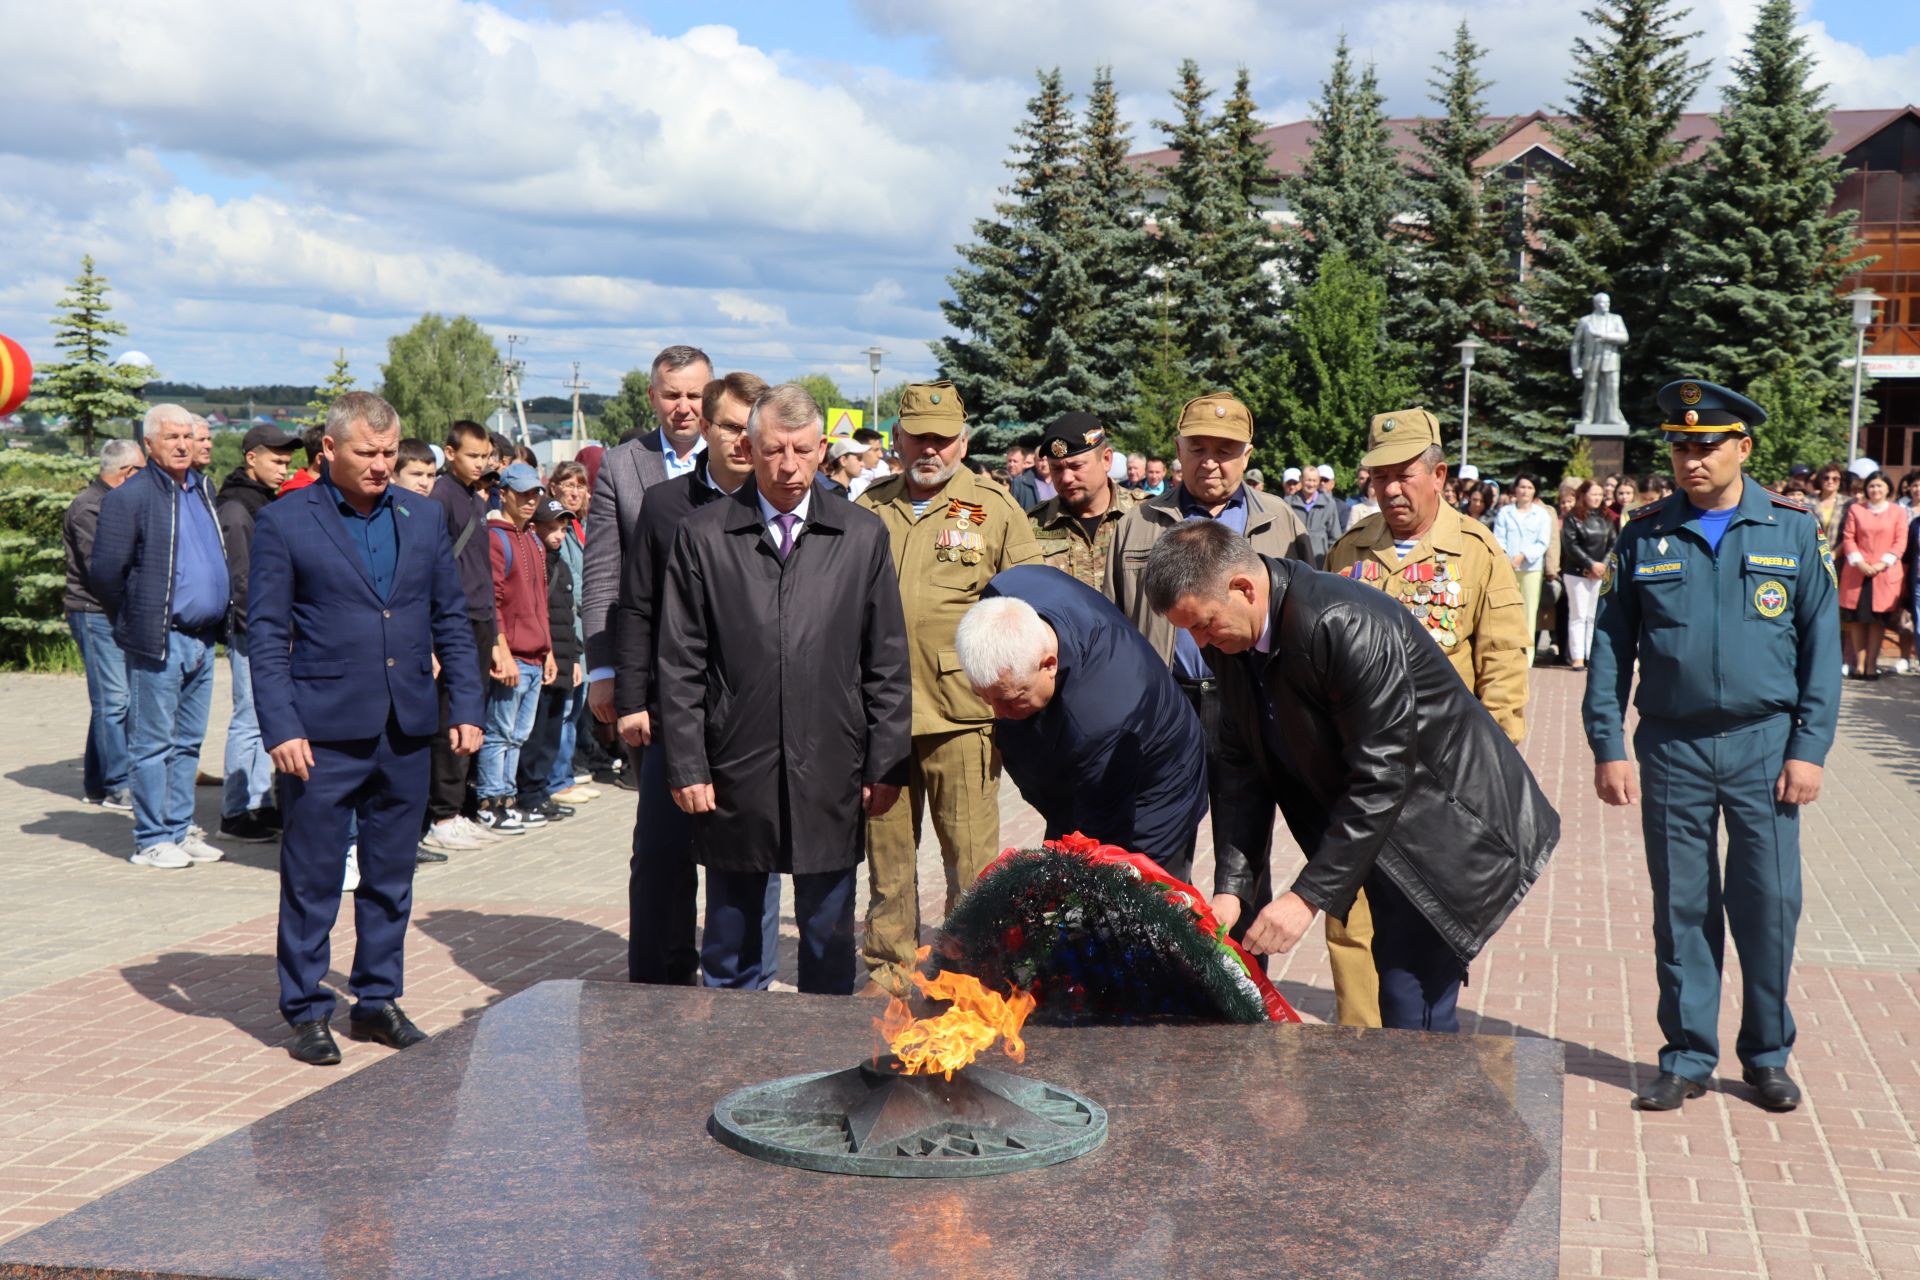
[1658,378,1766,446]
[1177,393,1253,443]
[1037,411,1108,460]
[897,380,967,438]
[1361,407,1444,468]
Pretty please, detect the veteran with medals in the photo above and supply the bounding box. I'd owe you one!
[1323,406,1531,1028]
[1585,379,1839,1114]
[857,381,1043,996]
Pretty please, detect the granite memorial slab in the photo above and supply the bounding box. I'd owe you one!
[0,980,1562,1279]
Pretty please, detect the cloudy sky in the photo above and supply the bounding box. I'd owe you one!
[1,0,1910,400]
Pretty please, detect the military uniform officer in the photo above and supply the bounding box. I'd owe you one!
[1585,379,1839,1114]
[1027,411,1137,595]
[858,381,1043,995]
[1319,406,1531,1028]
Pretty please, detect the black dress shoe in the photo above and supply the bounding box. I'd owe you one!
[1635,1071,1706,1111]
[289,1019,341,1065]
[415,846,449,865]
[347,1003,428,1049]
[1742,1066,1801,1111]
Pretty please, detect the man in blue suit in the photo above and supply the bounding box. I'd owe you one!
[249,391,483,1065]
[956,565,1208,878]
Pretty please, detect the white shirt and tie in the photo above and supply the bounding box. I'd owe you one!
[756,488,812,561]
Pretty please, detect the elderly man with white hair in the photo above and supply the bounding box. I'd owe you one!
[957,564,1208,879]
[90,404,232,869]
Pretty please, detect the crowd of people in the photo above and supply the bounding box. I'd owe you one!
[53,351,1893,1106]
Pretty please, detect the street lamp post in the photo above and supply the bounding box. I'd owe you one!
[1844,288,1882,466]
[1454,337,1483,472]
[865,346,886,432]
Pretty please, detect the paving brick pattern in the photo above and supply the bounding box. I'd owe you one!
[0,666,1917,1277]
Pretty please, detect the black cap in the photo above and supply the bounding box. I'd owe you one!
[1788,463,1813,478]
[241,423,300,454]
[1656,379,1767,446]
[1036,411,1109,461]
[532,497,570,524]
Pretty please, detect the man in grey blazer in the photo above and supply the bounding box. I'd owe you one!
[582,344,713,722]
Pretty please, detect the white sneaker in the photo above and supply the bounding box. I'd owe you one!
[573,773,592,786]
[342,844,361,893]
[422,818,483,852]
[551,785,599,804]
[131,842,192,869]
[179,832,225,863]
[1897,658,1911,675]
[454,814,503,844]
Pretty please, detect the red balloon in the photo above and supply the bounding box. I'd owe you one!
[0,334,31,418]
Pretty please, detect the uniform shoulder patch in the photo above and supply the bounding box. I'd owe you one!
[1627,499,1664,521]
[1768,492,1813,513]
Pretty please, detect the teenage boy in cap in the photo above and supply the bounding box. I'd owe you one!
[856,380,1042,996]
[1585,379,1839,1114]
[821,437,866,496]
[476,462,556,832]
[1106,393,1308,924]
[1027,412,1137,595]
[216,422,301,843]
[1322,407,1531,1027]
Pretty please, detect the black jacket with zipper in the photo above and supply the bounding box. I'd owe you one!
[1209,556,1560,964]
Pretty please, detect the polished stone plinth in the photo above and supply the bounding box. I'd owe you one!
[0,981,1561,1279]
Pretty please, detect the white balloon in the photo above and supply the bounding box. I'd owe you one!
[114,351,154,368]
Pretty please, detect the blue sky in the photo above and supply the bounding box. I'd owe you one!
[1,0,1912,401]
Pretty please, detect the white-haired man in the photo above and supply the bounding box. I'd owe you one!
[957,565,1207,877]
[63,437,147,810]
[90,405,232,869]
[655,383,911,994]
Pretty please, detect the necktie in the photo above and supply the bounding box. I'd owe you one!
[774,512,798,561]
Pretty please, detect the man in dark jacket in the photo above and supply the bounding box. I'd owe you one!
[1143,521,1559,1032]
[91,405,232,870]
[214,423,300,843]
[63,438,146,809]
[514,497,582,823]
[613,371,780,986]
[958,565,1208,877]
[656,382,910,994]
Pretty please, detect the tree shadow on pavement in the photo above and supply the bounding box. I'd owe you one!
[21,809,139,861]
[119,951,335,1048]
[1837,682,1920,792]
[414,909,630,1014]
[6,760,89,803]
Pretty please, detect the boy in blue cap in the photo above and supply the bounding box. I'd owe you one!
[1584,379,1840,1113]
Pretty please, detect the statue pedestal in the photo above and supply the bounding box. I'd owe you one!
[1575,422,1628,478]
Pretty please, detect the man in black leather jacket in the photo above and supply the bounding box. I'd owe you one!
[1143,521,1559,1031]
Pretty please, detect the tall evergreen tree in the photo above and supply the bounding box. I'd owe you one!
[1396,23,1530,470]
[1286,38,1404,285]
[1655,0,1862,472]
[1147,60,1279,390]
[1122,297,1209,460]
[298,348,356,428]
[1073,67,1152,426]
[22,255,152,454]
[1514,0,1708,462]
[934,69,1096,423]
[1240,250,1416,482]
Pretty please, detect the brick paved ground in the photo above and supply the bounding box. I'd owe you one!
[0,665,1916,1277]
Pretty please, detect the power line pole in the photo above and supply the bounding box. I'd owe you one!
[503,333,530,448]
[564,361,590,444]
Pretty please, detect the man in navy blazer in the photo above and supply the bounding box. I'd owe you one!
[249,391,483,1065]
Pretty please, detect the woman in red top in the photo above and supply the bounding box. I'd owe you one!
[1839,470,1910,680]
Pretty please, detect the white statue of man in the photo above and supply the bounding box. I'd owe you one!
[1570,292,1629,428]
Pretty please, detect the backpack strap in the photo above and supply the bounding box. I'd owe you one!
[451,512,480,559]
[489,524,513,575]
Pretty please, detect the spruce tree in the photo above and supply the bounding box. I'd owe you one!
[22,255,152,454]
[1240,250,1416,482]
[1147,61,1277,390]
[1515,0,1707,462]
[1396,23,1530,470]
[934,69,1093,423]
[1656,0,1861,471]
[1287,38,1404,285]
[1122,298,1209,460]
[1073,67,1152,426]
[298,349,357,428]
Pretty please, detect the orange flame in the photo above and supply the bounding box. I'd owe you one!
[876,961,1036,1081]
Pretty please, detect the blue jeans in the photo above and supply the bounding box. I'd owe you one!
[546,683,581,796]
[222,634,273,818]
[68,610,130,799]
[477,659,543,799]
[126,629,216,851]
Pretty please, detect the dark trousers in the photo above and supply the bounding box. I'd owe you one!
[427,618,494,824]
[1636,714,1799,1081]
[705,865,857,995]
[1178,676,1268,924]
[626,743,780,984]
[277,713,433,1025]
[1366,871,1463,1033]
[516,681,572,808]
